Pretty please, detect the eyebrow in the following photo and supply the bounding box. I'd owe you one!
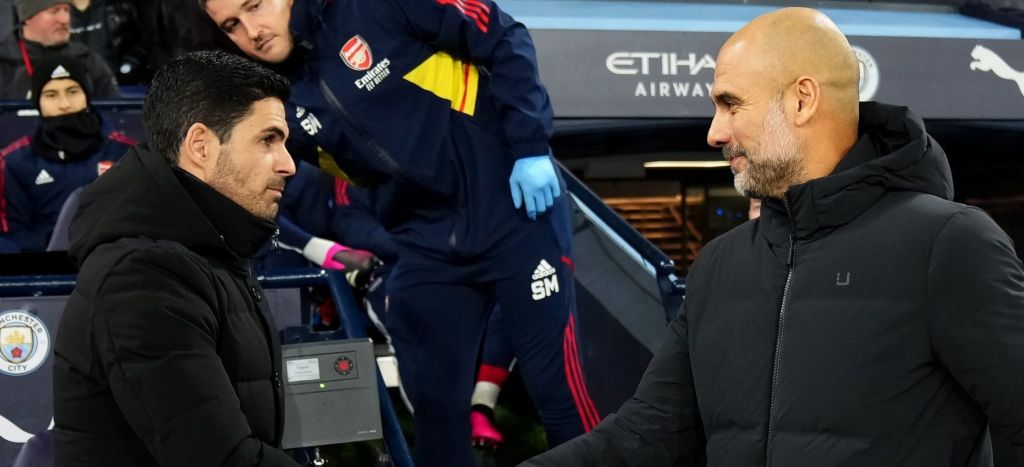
[712,91,742,106]
[259,126,287,140]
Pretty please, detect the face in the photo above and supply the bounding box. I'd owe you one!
[204,0,295,64]
[207,98,296,221]
[38,78,87,117]
[708,48,804,199]
[22,4,71,46]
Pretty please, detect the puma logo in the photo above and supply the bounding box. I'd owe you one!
[969,44,1024,97]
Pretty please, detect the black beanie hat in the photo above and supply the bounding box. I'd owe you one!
[30,54,92,109]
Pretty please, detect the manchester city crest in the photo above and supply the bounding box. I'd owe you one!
[0,311,50,376]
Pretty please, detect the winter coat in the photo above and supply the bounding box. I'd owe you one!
[52,145,300,466]
[522,102,1024,467]
[0,131,132,251]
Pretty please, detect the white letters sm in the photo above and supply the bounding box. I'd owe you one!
[531,275,560,301]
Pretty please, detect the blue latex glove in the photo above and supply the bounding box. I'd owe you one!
[509,155,561,220]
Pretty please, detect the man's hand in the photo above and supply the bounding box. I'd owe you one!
[509,155,561,220]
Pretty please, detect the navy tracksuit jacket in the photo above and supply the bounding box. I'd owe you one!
[281,0,598,465]
[0,133,132,252]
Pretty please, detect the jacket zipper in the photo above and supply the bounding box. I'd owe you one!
[317,78,405,179]
[244,256,284,443]
[766,196,796,467]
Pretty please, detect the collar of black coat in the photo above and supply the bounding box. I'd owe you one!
[67,145,276,272]
[21,36,90,57]
[759,102,954,247]
[172,167,278,261]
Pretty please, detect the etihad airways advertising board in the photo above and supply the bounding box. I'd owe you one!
[531,29,1024,120]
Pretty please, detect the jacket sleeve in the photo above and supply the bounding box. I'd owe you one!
[2,160,47,251]
[928,207,1024,461]
[520,307,706,467]
[384,0,554,160]
[92,248,300,467]
[330,185,399,264]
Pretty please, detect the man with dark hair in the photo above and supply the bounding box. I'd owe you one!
[52,50,301,467]
[522,8,1024,467]
[0,54,132,252]
[0,0,119,99]
[200,1,594,466]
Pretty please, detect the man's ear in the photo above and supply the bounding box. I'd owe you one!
[792,75,820,127]
[178,123,218,180]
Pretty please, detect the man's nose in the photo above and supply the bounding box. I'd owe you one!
[276,149,296,177]
[240,17,261,42]
[707,113,730,148]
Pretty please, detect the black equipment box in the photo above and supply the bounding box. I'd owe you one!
[281,338,382,448]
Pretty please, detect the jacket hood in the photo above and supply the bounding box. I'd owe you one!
[68,145,275,268]
[761,102,954,243]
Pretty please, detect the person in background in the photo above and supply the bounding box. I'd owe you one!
[0,0,118,99]
[0,54,131,252]
[68,0,148,84]
[522,7,1024,466]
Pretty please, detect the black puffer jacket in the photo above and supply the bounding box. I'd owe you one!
[53,146,300,466]
[523,102,1024,467]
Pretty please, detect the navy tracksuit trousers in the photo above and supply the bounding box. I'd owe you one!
[384,200,598,467]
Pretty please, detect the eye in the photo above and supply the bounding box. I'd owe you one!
[248,1,261,12]
[221,19,238,33]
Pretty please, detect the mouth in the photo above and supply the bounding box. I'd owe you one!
[728,155,747,171]
[255,37,274,53]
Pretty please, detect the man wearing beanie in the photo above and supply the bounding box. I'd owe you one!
[0,54,132,251]
[0,0,118,99]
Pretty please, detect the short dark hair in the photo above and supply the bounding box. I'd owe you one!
[143,50,291,164]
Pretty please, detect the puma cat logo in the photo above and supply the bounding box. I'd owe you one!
[969,44,1024,97]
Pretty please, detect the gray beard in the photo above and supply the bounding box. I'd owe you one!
[732,102,804,199]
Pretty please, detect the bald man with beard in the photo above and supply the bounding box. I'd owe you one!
[520,7,1024,467]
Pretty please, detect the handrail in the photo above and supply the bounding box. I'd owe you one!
[559,164,685,320]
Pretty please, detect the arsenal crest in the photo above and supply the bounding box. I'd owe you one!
[341,35,373,71]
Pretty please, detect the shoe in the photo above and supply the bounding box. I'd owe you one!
[470,409,503,449]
